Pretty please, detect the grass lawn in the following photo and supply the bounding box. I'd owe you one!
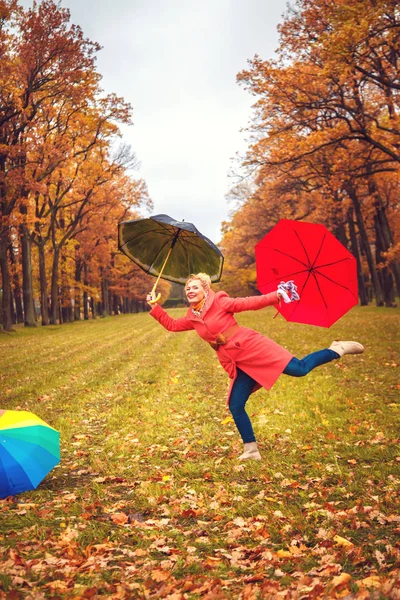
[0,304,399,599]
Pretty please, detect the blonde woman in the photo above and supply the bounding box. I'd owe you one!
[147,273,364,460]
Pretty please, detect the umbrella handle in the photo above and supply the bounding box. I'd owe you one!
[147,246,174,305]
[148,288,161,305]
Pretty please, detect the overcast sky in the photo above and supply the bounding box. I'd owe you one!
[21,0,289,242]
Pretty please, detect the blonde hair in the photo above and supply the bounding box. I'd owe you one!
[185,273,211,291]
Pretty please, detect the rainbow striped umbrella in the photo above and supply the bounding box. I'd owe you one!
[0,410,60,498]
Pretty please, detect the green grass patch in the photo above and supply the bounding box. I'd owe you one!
[0,305,399,597]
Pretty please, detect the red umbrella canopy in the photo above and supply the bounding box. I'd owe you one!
[256,220,358,327]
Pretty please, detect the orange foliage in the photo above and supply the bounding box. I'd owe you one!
[221,0,400,302]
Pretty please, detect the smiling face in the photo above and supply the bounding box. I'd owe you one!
[185,279,206,305]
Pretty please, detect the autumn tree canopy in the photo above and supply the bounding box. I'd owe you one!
[0,0,164,331]
[220,0,400,307]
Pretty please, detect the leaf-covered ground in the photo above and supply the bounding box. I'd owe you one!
[0,304,399,599]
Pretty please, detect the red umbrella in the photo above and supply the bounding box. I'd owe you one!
[255,219,358,327]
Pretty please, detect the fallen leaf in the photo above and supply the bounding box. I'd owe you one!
[333,535,354,548]
[276,549,292,558]
[111,512,128,525]
[360,575,381,589]
[221,415,234,425]
[151,569,171,582]
[331,572,352,589]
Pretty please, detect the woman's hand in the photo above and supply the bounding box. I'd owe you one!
[146,292,157,306]
[277,280,300,303]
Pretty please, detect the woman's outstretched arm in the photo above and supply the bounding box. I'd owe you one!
[216,290,280,313]
[149,303,195,332]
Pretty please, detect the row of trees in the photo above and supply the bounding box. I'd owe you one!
[0,1,164,332]
[220,0,400,306]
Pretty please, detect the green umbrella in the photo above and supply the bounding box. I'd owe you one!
[118,214,224,303]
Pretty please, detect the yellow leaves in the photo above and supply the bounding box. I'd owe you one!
[333,535,354,549]
[45,579,70,591]
[276,544,307,559]
[331,572,352,590]
[276,549,292,558]
[221,415,234,425]
[360,575,381,589]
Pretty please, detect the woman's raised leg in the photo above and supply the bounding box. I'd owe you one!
[283,341,364,377]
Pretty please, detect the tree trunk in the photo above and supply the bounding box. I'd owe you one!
[83,262,89,320]
[83,290,89,319]
[91,297,97,319]
[0,230,13,331]
[347,187,384,306]
[59,298,63,324]
[12,278,24,323]
[368,178,400,297]
[60,254,71,323]
[101,272,109,316]
[20,224,36,326]
[38,243,50,326]
[74,253,82,321]
[8,242,24,322]
[334,223,348,248]
[61,304,69,323]
[10,288,16,324]
[375,216,395,307]
[50,249,60,325]
[113,293,119,315]
[348,209,368,306]
[375,206,400,298]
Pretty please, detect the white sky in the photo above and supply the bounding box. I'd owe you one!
[21,0,289,242]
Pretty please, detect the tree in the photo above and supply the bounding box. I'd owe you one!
[225,0,400,304]
[0,0,101,330]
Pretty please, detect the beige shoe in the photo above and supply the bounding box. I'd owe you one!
[239,442,261,461]
[329,340,365,357]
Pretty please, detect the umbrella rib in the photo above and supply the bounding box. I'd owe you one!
[311,232,327,268]
[176,235,203,250]
[273,248,309,268]
[294,230,312,265]
[314,257,352,269]
[151,220,173,231]
[259,268,309,288]
[312,271,328,309]
[286,270,312,319]
[147,237,175,274]
[119,227,173,249]
[314,269,356,295]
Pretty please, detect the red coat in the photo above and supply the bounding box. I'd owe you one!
[149,290,293,404]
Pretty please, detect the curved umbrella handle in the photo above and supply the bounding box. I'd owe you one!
[147,245,176,305]
[148,292,161,305]
[148,281,162,305]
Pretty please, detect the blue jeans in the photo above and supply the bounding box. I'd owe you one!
[229,349,339,443]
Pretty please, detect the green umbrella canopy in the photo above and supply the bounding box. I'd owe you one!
[118,214,224,284]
